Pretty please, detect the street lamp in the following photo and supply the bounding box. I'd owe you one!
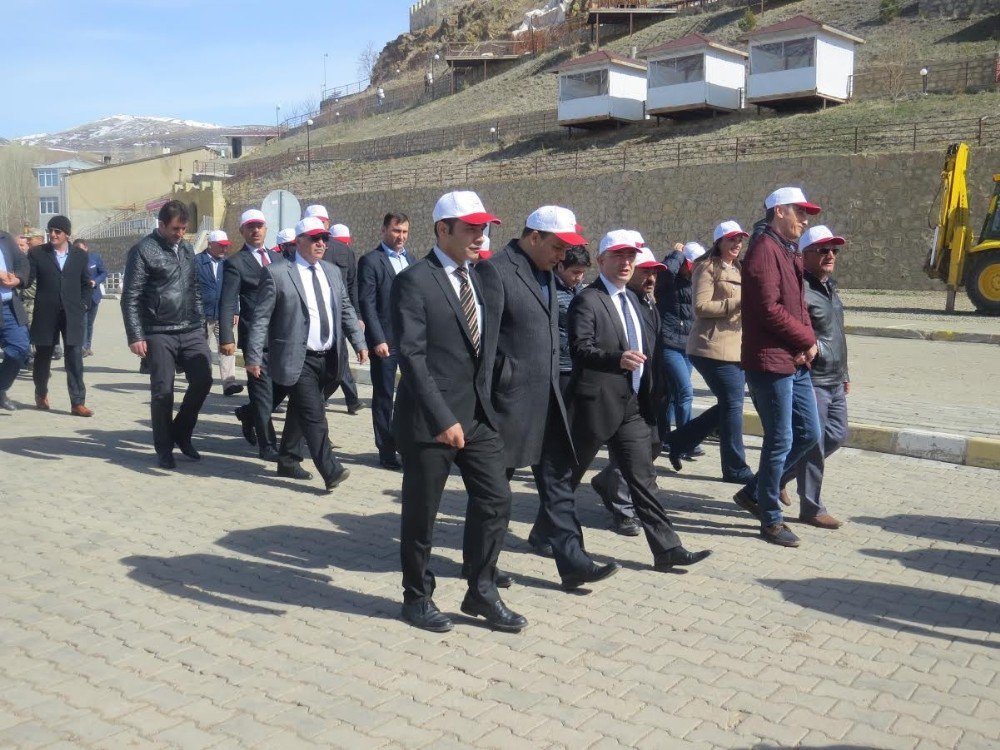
[306,119,313,175]
[275,104,281,131]
[920,67,929,95]
[323,53,329,91]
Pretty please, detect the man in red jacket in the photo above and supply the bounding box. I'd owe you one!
[736,187,823,548]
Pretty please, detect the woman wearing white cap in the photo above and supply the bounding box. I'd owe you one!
[663,221,754,483]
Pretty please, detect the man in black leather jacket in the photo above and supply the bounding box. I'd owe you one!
[121,201,213,469]
[780,225,850,530]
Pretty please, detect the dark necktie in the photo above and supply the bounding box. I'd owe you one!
[257,248,270,267]
[309,266,331,347]
[619,292,640,393]
[454,267,480,355]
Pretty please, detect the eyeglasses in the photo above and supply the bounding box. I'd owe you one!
[310,235,330,244]
[809,246,839,256]
[49,229,65,236]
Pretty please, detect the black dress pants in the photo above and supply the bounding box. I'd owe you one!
[33,310,86,406]
[571,394,682,558]
[240,347,278,449]
[322,337,360,406]
[399,420,511,605]
[275,351,341,483]
[369,352,399,460]
[146,329,213,458]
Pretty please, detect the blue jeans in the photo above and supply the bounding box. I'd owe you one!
[743,367,821,527]
[85,299,100,350]
[658,346,693,442]
[0,300,31,392]
[781,382,848,519]
[689,356,752,481]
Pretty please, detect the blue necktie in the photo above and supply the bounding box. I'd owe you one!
[619,292,640,393]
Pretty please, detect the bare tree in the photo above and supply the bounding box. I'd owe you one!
[871,26,920,102]
[0,144,41,234]
[357,41,380,82]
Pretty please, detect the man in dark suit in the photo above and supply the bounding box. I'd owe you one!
[320,221,363,415]
[491,206,619,591]
[0,230,31,410]
[27,215,93,416]
[75,239,107,358]
[196,230,242,396]
[393,191,526,634]
[246,217,367,489]
[358,212,411,469]
[220,209,283,460]
[566,230,711,571]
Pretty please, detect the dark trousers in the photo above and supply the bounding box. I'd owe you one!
[0,300,30,392]
[781,382,848,519]
[572,395,682,558]
[370,352,399,460]
[322,339,360,406]
[274,351,342,483]
[33,310,86,406]
[241,347,278,449]
[399,420,511,604]
[146,329,213,458]
[84,299,100,350]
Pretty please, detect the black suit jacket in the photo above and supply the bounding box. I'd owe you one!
[27,243,91,347]
[219,244,282,349]
[0,232,30,326]
[391,250,502,447]
[566,278,657,446]
[489,240,573,468]
[358,244,408,350]
[323,240,359,311]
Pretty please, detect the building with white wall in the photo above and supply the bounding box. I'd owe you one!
[556,50,648,128]
[642,33,748,117]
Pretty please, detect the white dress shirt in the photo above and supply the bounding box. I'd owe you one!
[295,253,335,352]
[382,242,409,274]
[433,246,483,337]
[599,273,644,383]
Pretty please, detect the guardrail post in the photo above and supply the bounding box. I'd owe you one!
[734,137,739,163]
[853,126,859,154]
[622,147,627,172]
[912,123,917,151]
[676,142,681,167]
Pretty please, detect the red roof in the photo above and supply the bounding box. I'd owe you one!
[749,14,864,43]
[642,33,746,59]
[554,49,647,73]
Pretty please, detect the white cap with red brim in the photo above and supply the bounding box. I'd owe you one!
[682,242,707,263]
[713,220,749,243]
[525,206,587,246]
[764,187,821,215]
[240,209,266,227]
[478,235,492,259]
[207,230,230,246]
[331,223,351,243]
[798,225,845,252]
[295,217,330,237]
[598,229,642,256]
[275,228,296,245]
[432,190,501,225]
[628,230,646,248]
[303,205,330,221]
[635,247,666,270]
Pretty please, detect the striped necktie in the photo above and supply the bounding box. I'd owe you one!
[454,266,480,355]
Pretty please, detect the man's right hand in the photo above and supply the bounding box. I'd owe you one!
[374,343,390,358]
[246,365,263,379]
[220,343,235,356]
[435,422,465,449]
[620,349,646,372]
[129,341,147,357]
[805,344,818,363]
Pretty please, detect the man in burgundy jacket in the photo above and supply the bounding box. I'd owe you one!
[736,187,823,548]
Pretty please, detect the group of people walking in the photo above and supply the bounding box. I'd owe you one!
[0,181,851,636]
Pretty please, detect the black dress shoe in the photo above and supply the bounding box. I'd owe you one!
[561,561,621,591]
[346,401,364,415]
[157,453,176,470]
[259,445,280,462]
[379,455,402,470]
[528,539,554,558]
[235,407,257,447]
[277,463,313,480]
[325,467,351,491]
[654,547,712,570]
[460,594,527,633]
[668,450,683,472]
[175,440,201,461]
[223,383,244,396]
[401,600,453,633]
[0,392,15,411]
[612,515,641,537]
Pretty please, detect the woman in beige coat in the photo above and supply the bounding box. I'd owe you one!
[663,221,753,483]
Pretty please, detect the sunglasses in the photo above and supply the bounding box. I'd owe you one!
[49,229,65,235]
[310,235,330,243]
[808,246,839,256]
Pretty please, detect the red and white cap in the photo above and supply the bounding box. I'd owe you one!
[295,216,330,237]
[764,187,821,215]
[303,204,330,221]
[432,190,501,225]
[598,229,642,256]
[628,230,646,248]
[275,228,296,245]
[798,225,845,252]
[330,223,351,243]
[635,247,666,270]
[525,206,587,245]
[207,229,230,246]
[240,209,266,227]
[682,242,707,263]
[713,220,749,243]
[477,236,492,259]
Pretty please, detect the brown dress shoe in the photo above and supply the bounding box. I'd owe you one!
[35,395,50,410]
[779,488,792,506]
[801,514,842,529]
[71,404,94,418]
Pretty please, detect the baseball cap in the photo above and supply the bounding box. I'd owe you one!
[303,205,330,221]
[713,220,749,243]
[330,223,351,243]
[635,247,666,270]
[240,209,266,227]
[682,242,707,263]
[525,206,587,246]
[275,228,296,245]
[628,230,646,248]
[207,230,230,246]
[477,236,492,259]
[598,229,642,256]
[798,225,845,252]
[432,190,501,225]
[764,187,821,215]
[295,217,330,238]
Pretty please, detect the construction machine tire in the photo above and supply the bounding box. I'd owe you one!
[965,249,1000,315]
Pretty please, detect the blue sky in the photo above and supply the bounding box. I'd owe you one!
[2,0,414,138]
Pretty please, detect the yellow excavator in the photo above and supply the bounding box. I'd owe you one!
[924,142,1000,314]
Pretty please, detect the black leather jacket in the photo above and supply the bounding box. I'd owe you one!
[804,271,849,387]
[120,231,204,344]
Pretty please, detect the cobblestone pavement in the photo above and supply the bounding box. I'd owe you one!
[0,307,997,749]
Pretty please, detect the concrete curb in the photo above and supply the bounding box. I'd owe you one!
[845,324,999,345]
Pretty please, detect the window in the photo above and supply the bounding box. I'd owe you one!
[750,37,815,74]
[39,197,59,214]
[648,54,705,88]
[37,168,59,188]
[560,69,609,101]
